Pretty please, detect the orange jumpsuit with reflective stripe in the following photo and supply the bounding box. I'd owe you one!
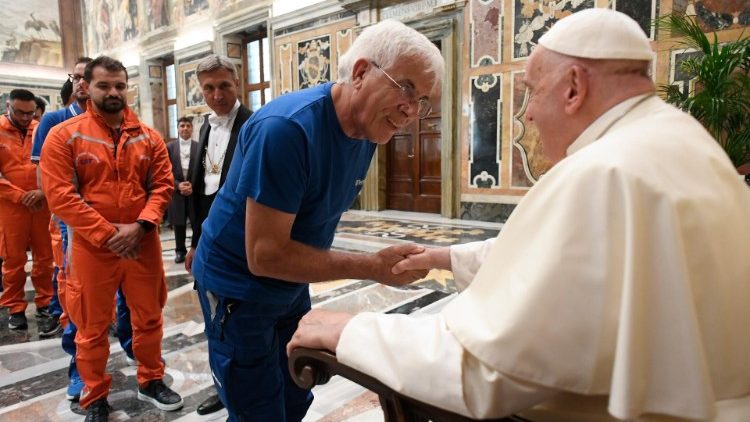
[0,115,53,314]
[40,104,174,408]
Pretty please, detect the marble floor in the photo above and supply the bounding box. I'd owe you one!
[0,210,501,421]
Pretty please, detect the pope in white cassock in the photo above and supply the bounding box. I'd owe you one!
[288,8,750,422]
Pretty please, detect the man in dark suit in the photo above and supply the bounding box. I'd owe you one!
[184,54,251,416]
[166,116,198,263]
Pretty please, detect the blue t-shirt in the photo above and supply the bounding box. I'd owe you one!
[192,82,376,303]
[32,103,82,254]
[32,102,83,162]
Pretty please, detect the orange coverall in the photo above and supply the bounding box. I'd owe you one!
[39,104,174,408]
[0,115,53,314]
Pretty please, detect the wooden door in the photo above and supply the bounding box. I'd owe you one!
[386,101,442,213]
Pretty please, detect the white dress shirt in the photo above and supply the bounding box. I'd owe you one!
[178,137,192,180]
[204,100,240,195]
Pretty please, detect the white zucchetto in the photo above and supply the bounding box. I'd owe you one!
[538,8,654,61]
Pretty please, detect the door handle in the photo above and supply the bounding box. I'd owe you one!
[407,139,414,158]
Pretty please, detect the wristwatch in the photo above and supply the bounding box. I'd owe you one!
[136,219,156,232]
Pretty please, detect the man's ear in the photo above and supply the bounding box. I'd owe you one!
[350,59,372,89]
[564,64,588,115]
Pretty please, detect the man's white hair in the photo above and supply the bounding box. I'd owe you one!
[337,20,444,93]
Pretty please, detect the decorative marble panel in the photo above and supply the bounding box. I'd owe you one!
[612,0,657,39]
[127,78,140,118]
[150,79,166,138]
[460,202,517,223]
[470,0,502,67]
[510,71,552,187]
[277,43,293,95]
[297,35,331,89]
[673,0,750,32]
[469,73,501,189]
[336,29,353,67]
[670,49,703,97]
[512,0,594,59]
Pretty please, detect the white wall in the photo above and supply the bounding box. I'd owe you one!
[272,0,328,17]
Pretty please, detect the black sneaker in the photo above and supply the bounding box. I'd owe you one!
[38,314,62,337]
[8,312,27,330]
[36,307,62,337]
[137,379,183,411]
[84,398,110,422]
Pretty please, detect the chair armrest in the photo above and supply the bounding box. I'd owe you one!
[288,347,526,422]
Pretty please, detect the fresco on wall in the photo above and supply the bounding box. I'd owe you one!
[0,1,62,67]
[83,0,144,53]
[673,0,750,31]
[469,73,501,188]
[118,0,140,41]
[513,0,594,59]
[146,0,172,31]
[471,0,501,67]
[297,36,331,89]
[184,0,209,16]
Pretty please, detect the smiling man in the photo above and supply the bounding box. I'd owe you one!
[190,19,443,421]
[40,56,180,422]
[288,9,750,422]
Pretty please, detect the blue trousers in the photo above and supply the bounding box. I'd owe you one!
[196,283,313,422]
[49,267,63,317]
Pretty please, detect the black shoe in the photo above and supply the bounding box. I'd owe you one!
[174,252,186,264]
[8,312,27,330]
[137,379,183,411]
[36,307,62,337]
[84,398,110,422]
[196,393,224,415]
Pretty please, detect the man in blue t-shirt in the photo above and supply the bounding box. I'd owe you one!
[32,57,135,403]
[192,19,444,421]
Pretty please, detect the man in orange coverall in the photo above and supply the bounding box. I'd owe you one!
[39,56,182,421]
[0,89,53,331]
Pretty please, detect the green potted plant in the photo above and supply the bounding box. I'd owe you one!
[658,14,750,181]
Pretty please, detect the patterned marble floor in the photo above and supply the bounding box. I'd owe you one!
[0,210,501,421]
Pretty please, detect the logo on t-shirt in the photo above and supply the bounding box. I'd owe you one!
[354,179,365,187]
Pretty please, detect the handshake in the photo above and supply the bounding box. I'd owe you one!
[371,243,449,287]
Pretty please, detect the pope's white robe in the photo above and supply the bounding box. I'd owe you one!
[336,95,750,421]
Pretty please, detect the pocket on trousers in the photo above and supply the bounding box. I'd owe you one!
[0,229,6,258]
[64,281,83,327]
[207,339,233,406]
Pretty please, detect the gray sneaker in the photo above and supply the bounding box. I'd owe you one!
[8,312,27,330]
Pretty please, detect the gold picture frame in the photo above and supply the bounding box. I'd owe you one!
[178,60,209,113]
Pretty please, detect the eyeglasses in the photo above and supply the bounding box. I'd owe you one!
[371,62,432,119]
[68,73,84,83]
[8,105,36,118]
